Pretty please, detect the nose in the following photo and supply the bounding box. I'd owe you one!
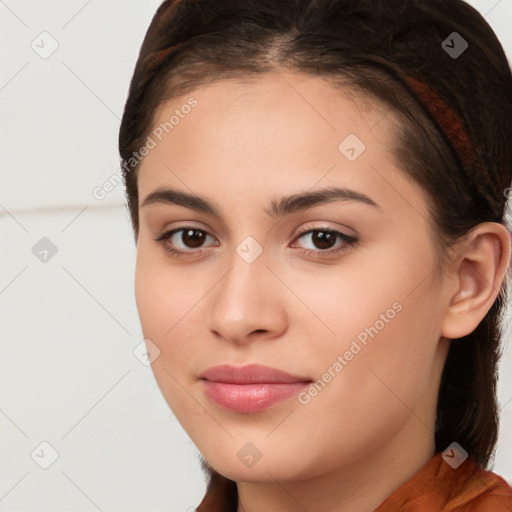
[206,243,288,345]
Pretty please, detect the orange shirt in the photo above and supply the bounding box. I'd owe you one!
[375,452,512,512]
[196,452,512,511]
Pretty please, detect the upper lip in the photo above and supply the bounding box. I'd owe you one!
[199,364,312,384]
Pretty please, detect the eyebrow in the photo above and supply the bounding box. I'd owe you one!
[141,185,379,218]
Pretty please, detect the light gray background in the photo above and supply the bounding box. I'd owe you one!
[1,1,511,510]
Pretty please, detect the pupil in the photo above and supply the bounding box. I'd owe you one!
[313,231,335,249]
[183,229,205,248]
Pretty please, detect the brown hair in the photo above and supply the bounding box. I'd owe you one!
[118,0,512,507]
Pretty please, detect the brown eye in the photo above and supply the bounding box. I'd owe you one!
[180,229,207,248]
[293,228,358,257]
[155,227,217,256]
[309,230,337,250]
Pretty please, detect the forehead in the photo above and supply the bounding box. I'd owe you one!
[164,72,390,133]
[138,71,398,184]
[135,71,432,234]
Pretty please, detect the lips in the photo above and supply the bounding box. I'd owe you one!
[199,364,312,413]
[199,363,312,384]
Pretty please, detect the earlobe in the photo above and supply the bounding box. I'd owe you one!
[441,222,511,340]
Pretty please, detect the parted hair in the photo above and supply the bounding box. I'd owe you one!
[118,0,512,509]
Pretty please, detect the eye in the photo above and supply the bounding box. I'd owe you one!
[291,227,358,257]
[155,227,217,257]
[154,225,358,259]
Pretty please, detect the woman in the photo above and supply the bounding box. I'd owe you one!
[118,0,512,510]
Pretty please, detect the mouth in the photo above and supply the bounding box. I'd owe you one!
[199,364,312,413]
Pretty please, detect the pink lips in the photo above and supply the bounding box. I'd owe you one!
[199,364,312,413]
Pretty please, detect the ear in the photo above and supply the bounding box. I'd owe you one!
[441,222,511,339]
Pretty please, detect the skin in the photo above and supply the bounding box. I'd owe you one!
[133,71,511,512]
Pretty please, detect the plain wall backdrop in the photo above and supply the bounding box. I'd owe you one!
[1,1,512,510]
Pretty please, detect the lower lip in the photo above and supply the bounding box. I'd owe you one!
[201,380,310,413]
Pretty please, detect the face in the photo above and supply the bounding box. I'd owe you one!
[134,72,452,483]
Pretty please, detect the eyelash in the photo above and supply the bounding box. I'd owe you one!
[154,226,358,259]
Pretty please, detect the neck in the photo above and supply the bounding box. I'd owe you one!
[236,416,436,512]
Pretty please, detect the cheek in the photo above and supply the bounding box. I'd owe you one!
[290,241,442,405]
[134,245,194,337]
[134,255,203,419]
[134,248,194,380]
[282,286,441,476]
[134,245,215,381]
[288,238,436,340]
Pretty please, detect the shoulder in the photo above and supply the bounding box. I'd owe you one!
[375,452,512,512]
